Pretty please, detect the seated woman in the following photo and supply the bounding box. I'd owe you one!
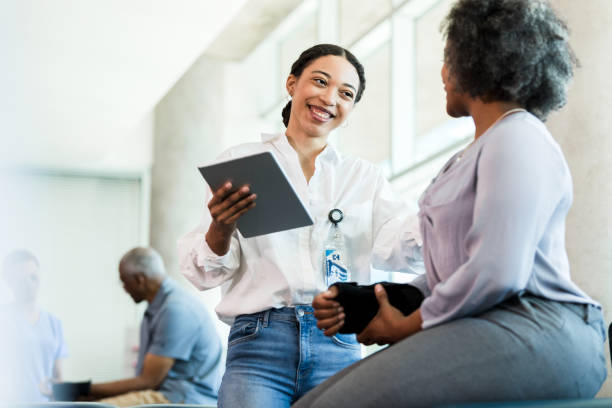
[295,0,607,406]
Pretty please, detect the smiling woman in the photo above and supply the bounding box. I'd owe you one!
[282,46,365,134]
[178,43,423,408]
[282,46,364,180]
[285,56,358,135]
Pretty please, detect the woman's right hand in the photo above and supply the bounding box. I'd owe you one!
[313,285,345,336]
[205,182,257,255]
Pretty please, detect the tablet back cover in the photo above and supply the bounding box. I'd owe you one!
[198,151,314,238]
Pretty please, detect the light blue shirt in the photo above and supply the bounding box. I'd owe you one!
[0,307,68,402]
[137,278,223,404]
[412,112,598,329]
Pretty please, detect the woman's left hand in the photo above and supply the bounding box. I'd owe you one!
[313,286,345,336]
[357,284,407,346]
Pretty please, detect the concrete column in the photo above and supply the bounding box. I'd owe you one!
[151,55,227,316]
[548,0,612,397]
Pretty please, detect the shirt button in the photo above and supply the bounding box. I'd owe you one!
[297,309,304,317]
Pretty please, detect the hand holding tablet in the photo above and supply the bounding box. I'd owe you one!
[207,181,258,232]
[199,151,314,238]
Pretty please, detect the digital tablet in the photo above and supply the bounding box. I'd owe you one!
[198,151,314,238]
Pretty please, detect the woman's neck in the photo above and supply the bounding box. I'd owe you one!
[469,101,524,139]
[285,131,328,182]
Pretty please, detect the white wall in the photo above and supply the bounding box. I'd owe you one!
[3,110,155,174]
[548,0,612,397]
[2,0,246,171]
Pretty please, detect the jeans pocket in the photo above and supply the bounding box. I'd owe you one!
[331,332,360,349]
[228,317,261,346]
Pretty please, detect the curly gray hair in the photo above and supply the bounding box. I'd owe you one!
[442,0,577,120]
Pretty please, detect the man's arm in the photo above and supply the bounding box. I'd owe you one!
[89,353,174,398]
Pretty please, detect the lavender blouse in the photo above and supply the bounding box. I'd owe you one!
[409,112,599,329]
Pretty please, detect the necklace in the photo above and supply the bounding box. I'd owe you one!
[455,108,526,163]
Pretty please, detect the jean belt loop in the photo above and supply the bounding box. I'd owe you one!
[584,304,592,323]
[583,304,606,340]
[261,309,271,328]
[583,303,596,323]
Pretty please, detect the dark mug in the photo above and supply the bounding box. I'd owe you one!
[52,380,91,401]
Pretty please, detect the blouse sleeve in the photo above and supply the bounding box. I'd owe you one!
[177,195,242,290]
[370,171,424,275]
[420,120,567,329]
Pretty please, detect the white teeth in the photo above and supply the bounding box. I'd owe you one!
[311,107,331,119]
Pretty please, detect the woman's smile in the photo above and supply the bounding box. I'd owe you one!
[308,104,335,122]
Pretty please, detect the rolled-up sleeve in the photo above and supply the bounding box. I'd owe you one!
[420,121,565,329]
[177,188,242,291]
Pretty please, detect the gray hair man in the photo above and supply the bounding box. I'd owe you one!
[87,247,223,406]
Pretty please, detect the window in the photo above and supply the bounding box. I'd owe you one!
[338,40,391,164]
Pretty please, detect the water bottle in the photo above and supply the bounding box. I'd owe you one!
[323,209,351,286]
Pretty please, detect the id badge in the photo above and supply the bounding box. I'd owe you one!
[325,248,349,286]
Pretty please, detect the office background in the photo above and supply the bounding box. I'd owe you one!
[1,0,611,397]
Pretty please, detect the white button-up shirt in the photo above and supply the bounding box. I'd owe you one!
[178,133,422,323]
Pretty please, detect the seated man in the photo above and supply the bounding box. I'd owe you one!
[89,247,223,406]
[0,249,68,403]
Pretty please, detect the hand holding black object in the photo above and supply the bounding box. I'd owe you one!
[331,282,424,334]
[52,380,92,401]
[313,286,345,336]
[357,284,407,345]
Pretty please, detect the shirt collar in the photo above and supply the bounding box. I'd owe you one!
[261,133,342,165]
[145,277,172,317]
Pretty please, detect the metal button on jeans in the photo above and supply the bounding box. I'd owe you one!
[297,309,304,317]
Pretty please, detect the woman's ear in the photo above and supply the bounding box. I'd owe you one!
[286,74,297,97]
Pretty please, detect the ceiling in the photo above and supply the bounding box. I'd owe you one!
[204,0,303,61]
[2,0,307,171]
[4,0,247,169]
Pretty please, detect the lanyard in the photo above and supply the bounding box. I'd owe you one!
[324,209,350,286]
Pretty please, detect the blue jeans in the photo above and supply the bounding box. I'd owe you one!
[218,305,362,408]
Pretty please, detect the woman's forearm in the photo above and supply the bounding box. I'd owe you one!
[395,309,423,342]
[205,222,234,255]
